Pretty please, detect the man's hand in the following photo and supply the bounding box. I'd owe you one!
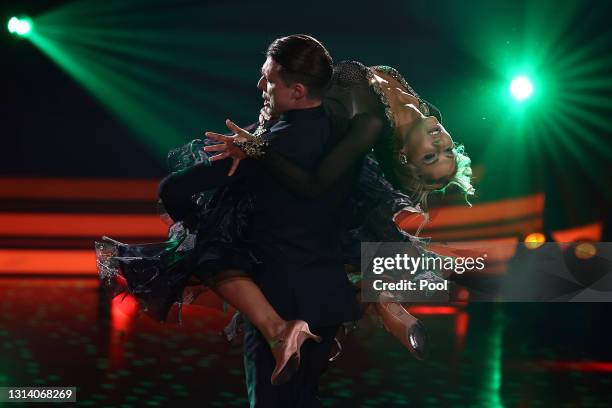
[204,119,255,176]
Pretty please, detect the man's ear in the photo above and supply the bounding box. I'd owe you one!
[292,83,307,100]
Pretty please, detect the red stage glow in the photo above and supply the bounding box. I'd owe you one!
[407,306,458,315]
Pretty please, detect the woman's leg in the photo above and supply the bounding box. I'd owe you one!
[210,272,286,340]
[208,269,321,385]
[375,292,427,360]
[354,277,426,360]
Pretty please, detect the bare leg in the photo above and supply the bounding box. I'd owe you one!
[375,291,427,360]
[210,272,286,340]
[208,269,321,385]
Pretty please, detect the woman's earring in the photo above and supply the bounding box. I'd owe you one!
[399,153,409,166]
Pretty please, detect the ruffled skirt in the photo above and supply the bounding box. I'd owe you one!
[95,152,441,326]
[96,177,259,323]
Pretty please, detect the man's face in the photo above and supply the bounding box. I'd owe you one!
[258,56,295,116]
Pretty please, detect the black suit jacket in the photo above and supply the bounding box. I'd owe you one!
[159,106,362,328]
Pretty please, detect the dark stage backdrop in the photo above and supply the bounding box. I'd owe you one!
[2,0,611,232]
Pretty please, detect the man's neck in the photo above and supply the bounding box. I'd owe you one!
[291,99,322,111]
[271,99,323,122]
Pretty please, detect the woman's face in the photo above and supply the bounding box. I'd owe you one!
[401,114,456,188]
[365,68,459,191]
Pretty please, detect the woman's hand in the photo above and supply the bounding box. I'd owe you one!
[204,119,254,176]
[259,105,273,125]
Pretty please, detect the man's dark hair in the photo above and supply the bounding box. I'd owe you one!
[266,34,333,100]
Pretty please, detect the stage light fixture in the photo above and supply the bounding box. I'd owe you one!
[510,76,533,101]
[575,242,596,260]
[524,232,545,249]
[7,16,32,36]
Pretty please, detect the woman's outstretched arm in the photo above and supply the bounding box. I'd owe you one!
[206,113,383,199]
[261,113,383,198]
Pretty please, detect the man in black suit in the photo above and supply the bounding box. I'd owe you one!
[159,35,362,407]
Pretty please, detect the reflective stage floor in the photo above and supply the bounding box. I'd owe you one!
[1,278,611,407]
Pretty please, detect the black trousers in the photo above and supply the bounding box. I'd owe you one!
[243,320,339,408]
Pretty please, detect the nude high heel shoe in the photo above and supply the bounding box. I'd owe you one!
[269,320,322,385]
[376,291,427,360]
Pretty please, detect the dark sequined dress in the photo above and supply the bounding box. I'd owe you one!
[95,61,445,326]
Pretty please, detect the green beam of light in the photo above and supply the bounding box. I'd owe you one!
[443,1,612,202]
[480,305,505,408]
[7,16,33,36]
[29,30,184,157]
[23,0,274,161]
[461,305,506,408]
[509,76,533,101]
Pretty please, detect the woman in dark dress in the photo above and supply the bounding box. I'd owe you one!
[96,61,474,384]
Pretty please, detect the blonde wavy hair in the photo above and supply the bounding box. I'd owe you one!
[394,143,475,213]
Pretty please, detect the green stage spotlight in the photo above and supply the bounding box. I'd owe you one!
[7,16,32,36]
[510,76,533,101]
